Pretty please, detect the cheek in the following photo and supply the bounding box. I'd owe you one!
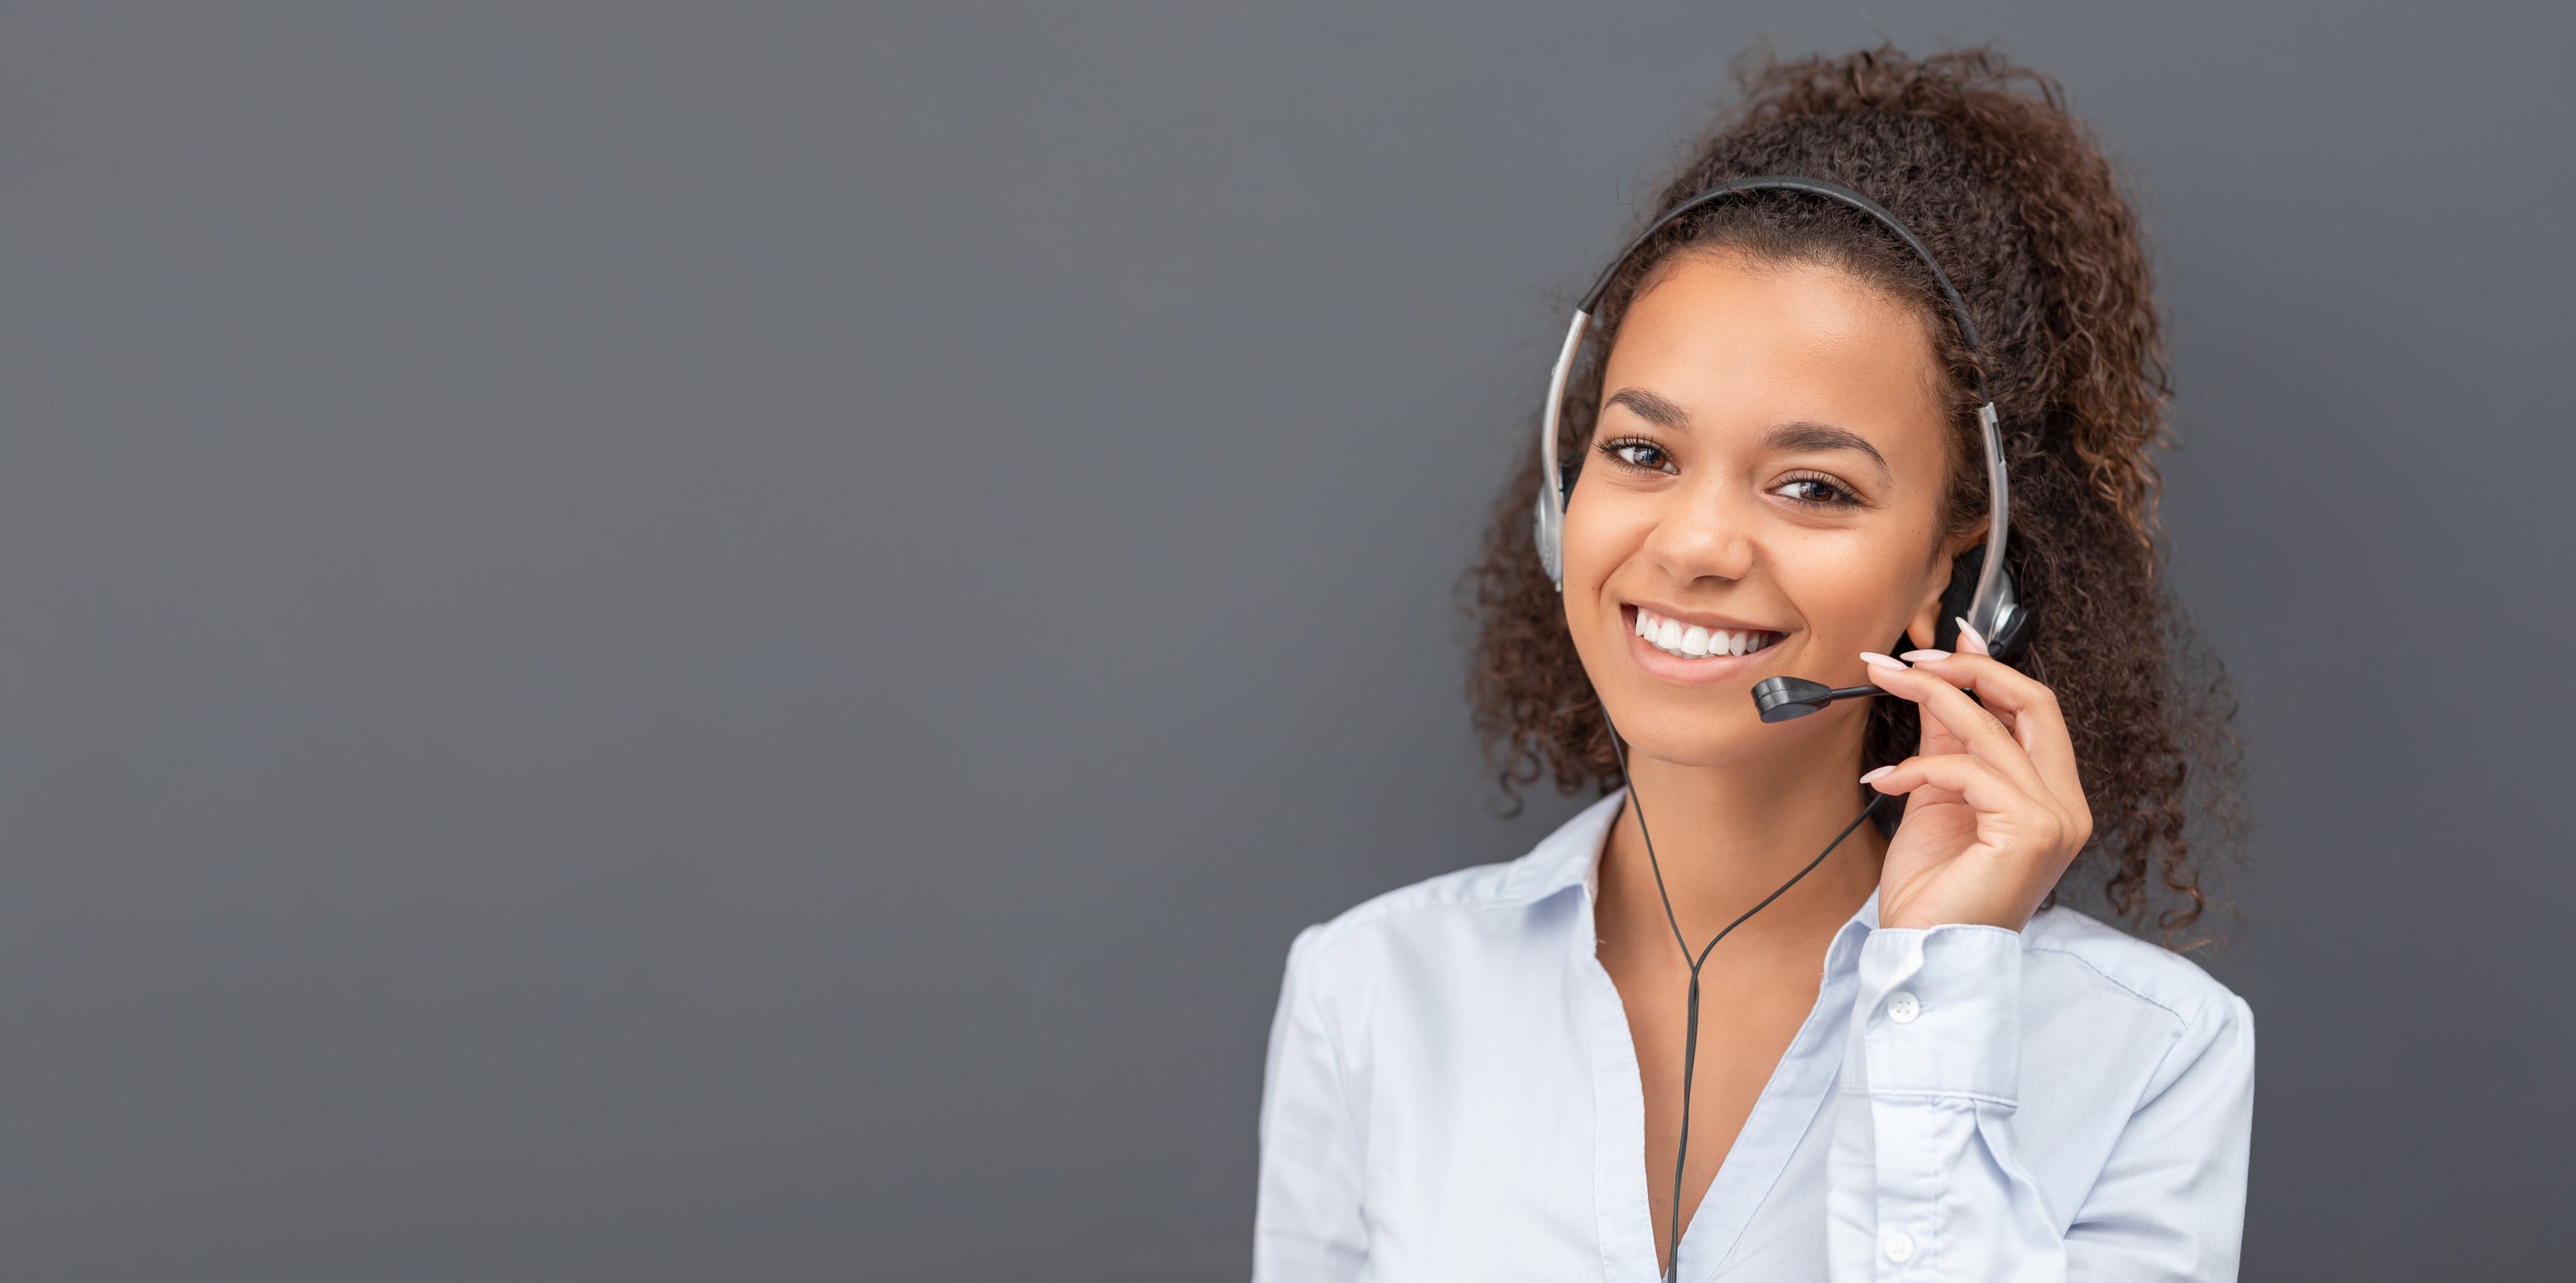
[1782,533,1930,641]
[1557,487,1645,587]
[1553,492,1651,663]
[1555,487,1617,577]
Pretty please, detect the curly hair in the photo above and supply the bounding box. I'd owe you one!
[1465,47,2243,938]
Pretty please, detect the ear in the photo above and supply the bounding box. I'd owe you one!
[1903,595,1944,653]
[1904,530,1985,650]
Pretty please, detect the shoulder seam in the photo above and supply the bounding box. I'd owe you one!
[2023,942,2191,1027]
[1298,870,1563,959]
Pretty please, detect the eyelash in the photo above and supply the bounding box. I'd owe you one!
[1592,437,1864,509]
[1595,436,1674,474]
[1773,470,1862,509]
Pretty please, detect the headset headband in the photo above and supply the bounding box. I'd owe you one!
[1533,174,2022,651]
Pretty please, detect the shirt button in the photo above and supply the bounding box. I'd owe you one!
[1884,1231,1915,1263]
[1887,991,1921,1024]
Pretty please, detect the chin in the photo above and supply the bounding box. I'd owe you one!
[1585,669,1759,764]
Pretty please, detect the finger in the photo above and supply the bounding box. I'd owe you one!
[1955,615,1993,658]
[1861,751,2033,819]
[1862,658,2056,803]
[1861,651,1971,757]
[1863,752,2078,869]
[1927,615,2059,774]
[1888,650,2083,811]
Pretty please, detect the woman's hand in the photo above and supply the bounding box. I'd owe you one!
[1857,621,2095,933]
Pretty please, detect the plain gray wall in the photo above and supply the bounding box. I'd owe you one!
[2,3,2566,1279]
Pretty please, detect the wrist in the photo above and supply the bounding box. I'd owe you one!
[1876,885,2046,933]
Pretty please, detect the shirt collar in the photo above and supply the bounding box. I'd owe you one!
[1495,789,1628,906]
[1499,786,1889,970]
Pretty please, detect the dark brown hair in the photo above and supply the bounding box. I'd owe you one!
[1465,47,2242,937]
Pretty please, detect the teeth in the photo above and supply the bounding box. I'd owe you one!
[1632,609,1781,661]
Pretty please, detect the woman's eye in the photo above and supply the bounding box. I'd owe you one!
[1771,475,1859,506]
[1597,438,1673,473]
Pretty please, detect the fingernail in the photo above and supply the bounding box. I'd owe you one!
[1898,649,1950,661]
[1859,765,1895,784]
[1954,616,1991,656]
[1859,651,1907,671]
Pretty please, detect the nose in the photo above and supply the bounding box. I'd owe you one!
[1640,477,1758,584]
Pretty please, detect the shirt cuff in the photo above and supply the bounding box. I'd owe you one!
[1853,924,2022,1106]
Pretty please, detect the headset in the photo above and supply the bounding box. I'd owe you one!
[1533,175,2032,1282]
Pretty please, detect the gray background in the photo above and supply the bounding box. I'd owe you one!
[1,2,2565,1278]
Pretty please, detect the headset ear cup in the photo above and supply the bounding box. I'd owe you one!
[1531,491,1557,582]
[1533,462,1580,584]
[1983,594,2035,658]
[1931,546,2034,658]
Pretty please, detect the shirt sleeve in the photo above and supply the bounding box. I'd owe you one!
[1825,925,2256,1281]
[1251,923,1369,1281]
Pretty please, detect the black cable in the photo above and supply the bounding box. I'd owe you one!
[1600,708,1891,1283]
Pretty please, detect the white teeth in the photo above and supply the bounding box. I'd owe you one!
[1631,608,1783,660]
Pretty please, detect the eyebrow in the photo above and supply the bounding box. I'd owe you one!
[1763,422,1891,479]
[1603,388,1693,432]
[1603,387,1893,480]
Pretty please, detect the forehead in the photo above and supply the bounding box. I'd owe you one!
[1600,250,1950,459]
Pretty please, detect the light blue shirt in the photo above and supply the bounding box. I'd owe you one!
[1253,790,2254,1280]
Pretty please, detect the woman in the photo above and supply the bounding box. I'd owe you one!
[1252,48,2253,1281]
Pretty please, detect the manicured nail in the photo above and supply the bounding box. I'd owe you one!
[1859,651,1907,671]
[1859,765,1895,784]
[1898,649,1950,662]
[1954,616,1991,656]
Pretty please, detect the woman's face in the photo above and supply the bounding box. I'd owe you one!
[1560,250,1966,767]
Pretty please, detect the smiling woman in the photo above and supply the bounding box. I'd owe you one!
[1253,46,2253,1283]
[1477,52,2239,933]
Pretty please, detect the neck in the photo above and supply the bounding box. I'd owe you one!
[1597,724,1887,968]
